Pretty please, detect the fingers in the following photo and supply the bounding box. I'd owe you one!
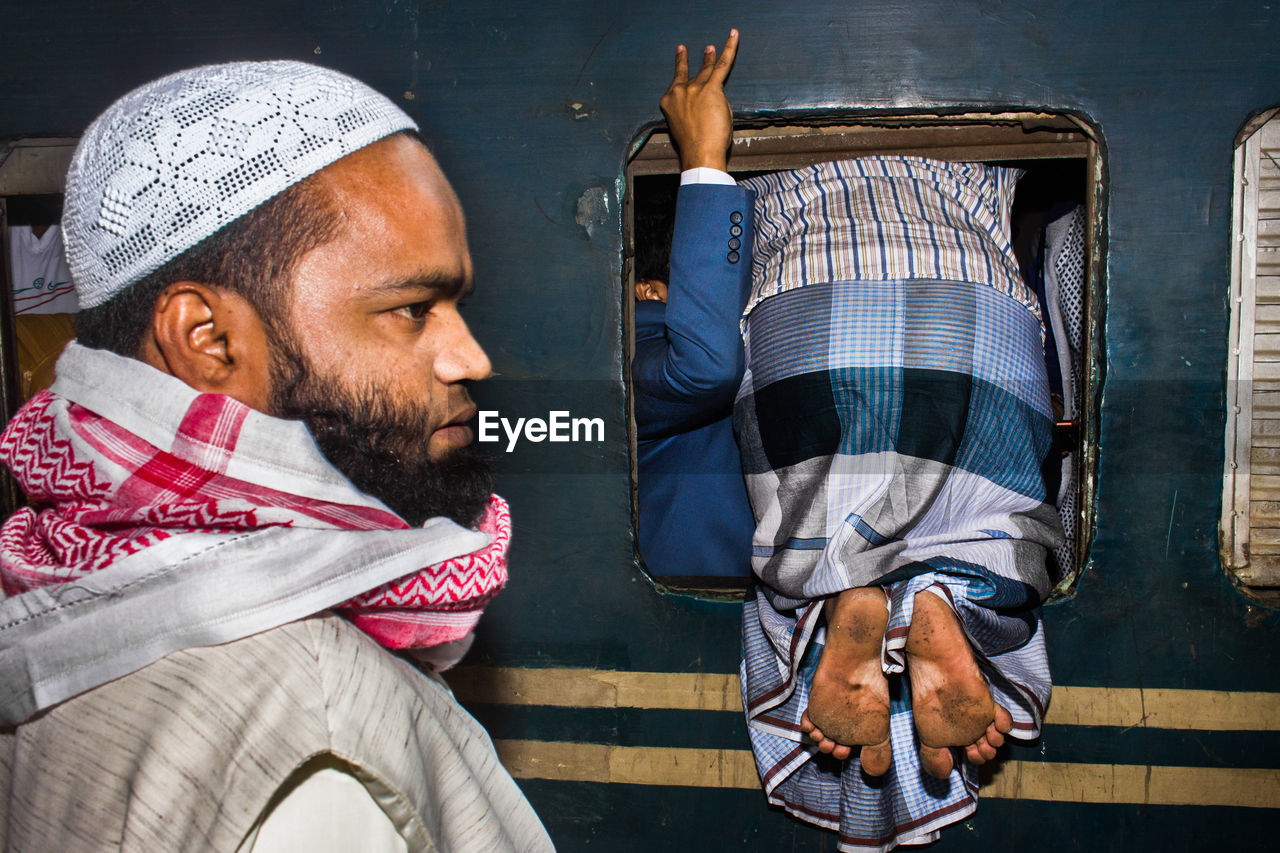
[660,29,738,170]
[671,29,739,86]
[692,45,717,84]
[672,44,688,85]
[709,28,740,85]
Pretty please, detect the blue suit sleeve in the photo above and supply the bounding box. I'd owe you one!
[632,183,754,441]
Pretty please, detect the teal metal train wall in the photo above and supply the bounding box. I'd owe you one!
[2,1,1278,849]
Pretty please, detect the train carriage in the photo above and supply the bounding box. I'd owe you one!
[1,1,1278,849]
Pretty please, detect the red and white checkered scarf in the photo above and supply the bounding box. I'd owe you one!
[0,360,509,652]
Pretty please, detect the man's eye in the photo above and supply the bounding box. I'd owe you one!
[397,301,433,321]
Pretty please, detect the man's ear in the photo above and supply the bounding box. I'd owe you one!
[140,281,275,412]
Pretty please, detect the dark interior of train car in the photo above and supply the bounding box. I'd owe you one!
[1,193,76,405]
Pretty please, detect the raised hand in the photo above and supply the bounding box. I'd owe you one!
[658,29,740,172]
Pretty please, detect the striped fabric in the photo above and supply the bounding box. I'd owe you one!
[1043,205,1086,576]
[743,574,1052,851]
[734,271,1061,848]
[739,156,1039,327]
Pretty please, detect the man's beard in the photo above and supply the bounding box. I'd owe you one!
[267,330,492,529]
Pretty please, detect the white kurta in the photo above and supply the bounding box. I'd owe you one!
[0,613,553,852]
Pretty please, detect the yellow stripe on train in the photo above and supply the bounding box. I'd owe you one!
[493,740,1280,808]
[446,667,1280,731]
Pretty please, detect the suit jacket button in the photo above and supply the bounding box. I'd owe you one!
[728,237,741,250]
[727,251,740,264]
[729,211,743,224]
[730,224,743,237]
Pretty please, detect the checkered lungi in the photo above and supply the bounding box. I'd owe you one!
[735,279,1061,852]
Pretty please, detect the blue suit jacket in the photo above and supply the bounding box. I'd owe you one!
[633,183,756,579]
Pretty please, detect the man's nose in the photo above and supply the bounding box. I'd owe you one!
[438,310,492,383]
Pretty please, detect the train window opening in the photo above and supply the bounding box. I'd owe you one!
[1222,107,1280,603]
[624,112,1106,600]
[0,137,80,515]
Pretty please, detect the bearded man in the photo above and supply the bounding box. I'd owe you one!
[0,62,552,852]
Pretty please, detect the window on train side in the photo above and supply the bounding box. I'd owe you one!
[1222,107,1280,602]
[624,113,1106,599]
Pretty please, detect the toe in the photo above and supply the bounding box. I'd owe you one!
[801,710,817,736]
[985,720,1006,749]
[816,735,852,760]
[860,739,892,776]
[918,743,954,779]
[966,736,997,763]
[993,703,1013,735]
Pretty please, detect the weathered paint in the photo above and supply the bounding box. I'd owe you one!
[3,0,1280,849]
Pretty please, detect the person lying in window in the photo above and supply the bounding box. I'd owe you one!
[631,31,754,582]
[734,151,1063,847]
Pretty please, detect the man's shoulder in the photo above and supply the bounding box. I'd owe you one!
[634,299,667,334]
[3,615,550,852]
[20,613,449,738]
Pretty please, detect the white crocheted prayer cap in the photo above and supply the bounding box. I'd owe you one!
[63,60,417,309]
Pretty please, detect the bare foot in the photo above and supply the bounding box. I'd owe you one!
[801,587,892,775]
[963,704,1013,766]
[905,589,999,779]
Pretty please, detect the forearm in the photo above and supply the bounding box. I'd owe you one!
[662,182,752,392]
[634,29,749,437]
[633,181,753,436]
